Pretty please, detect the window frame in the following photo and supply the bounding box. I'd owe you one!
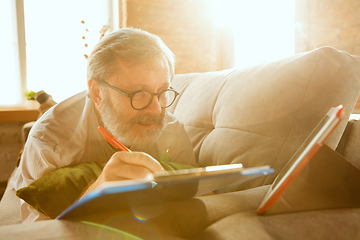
[15,0,27,106]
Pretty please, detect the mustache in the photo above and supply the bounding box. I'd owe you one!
[129,113,165,126]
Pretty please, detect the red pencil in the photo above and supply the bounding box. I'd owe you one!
[98,126,131,152]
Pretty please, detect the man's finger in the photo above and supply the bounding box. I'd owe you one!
[113,151,164,173]
[114,163,153,179]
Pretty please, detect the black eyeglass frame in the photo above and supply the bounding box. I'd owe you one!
[99,81,179,110]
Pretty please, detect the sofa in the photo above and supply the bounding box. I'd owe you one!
[1,46,360,239]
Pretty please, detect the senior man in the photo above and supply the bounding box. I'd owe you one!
[13,28,196,223]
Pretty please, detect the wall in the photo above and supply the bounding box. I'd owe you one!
[296,0,360,111]
[305,0,360,56]
[0,123,23,182]
[123,0,360,73]
[0,122,24,197]
[123,0,224,73]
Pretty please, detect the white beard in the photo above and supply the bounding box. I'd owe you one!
[99,94,166,150]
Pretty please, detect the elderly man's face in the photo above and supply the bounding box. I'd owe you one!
[99,62,170,150]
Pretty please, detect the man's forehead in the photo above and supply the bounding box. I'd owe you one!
[108,61,171,88]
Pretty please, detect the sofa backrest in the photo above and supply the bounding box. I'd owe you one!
[169,46,360,192]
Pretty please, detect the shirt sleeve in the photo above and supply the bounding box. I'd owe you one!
[13,133,62,222]
[20,199,51,223]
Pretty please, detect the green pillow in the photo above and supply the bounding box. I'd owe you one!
[16,162,106,219]
[160,161,195,171]
[16,161,194,219]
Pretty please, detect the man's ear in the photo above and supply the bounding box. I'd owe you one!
[88,79,102,107]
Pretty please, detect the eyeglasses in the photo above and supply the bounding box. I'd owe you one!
[100,81,179,110]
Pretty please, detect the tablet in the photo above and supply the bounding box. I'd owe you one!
[256,105,345,214]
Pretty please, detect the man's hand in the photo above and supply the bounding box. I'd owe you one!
[83,151,164,196]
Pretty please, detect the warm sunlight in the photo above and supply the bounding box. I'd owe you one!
[213,0,295,68]
[1,0,109,106]
[24,0,109,103]
[0,1,21,105]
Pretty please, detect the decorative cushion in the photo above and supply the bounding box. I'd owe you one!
[169,46,360,192]
[16,162,105,218]
[16,161,194,219]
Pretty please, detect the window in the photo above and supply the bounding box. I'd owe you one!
[1,0,112,106]
[0,1,22,106]
[213,0,295,68]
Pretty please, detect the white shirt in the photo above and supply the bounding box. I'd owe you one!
[13,91,196,222]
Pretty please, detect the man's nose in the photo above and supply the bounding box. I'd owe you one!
[145,96,162,114]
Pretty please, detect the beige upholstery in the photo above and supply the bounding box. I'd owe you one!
[0,172,21,226]
[1,46,360,239]
[336,119,360,169]
[169,46,360,192]
[195,208,360,240]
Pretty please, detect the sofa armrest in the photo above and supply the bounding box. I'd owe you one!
[336,119,360,169]
[0,173,21,226]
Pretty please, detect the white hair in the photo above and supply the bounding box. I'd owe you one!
[87,28,175,82]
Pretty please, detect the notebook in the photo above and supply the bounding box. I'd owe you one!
[57,162,274,219]
[257,105,345,214]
